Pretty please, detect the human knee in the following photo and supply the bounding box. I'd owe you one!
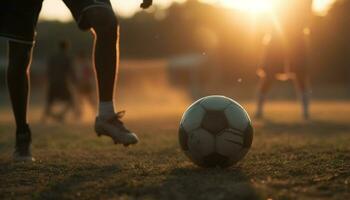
[88,9,119,38]
[8,42,33,72]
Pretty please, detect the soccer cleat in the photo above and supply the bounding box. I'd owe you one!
[95,111,139,146]
[13,124,35,162]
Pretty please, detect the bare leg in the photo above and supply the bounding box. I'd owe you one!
[81,7,139,146]
[87,91,97,112]
[41,100,53,123]
[7,41,35,161]
[56,100,74,123]
[294,72,310,120]
[84,8,118,103]
[256,76,273,119]
[7,41,33,129]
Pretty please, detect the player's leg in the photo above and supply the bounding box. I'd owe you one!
[41,86,55,122]
[57,95,76,123]
[63,0,138,145]
[74,91,83,121]
[294,71,310,120]
[7,41,35,161]
[86,8,117,103]
[81,7,138,145]
[87,90,97,111]
[256,73,273,119]
[1,1,43,161]
[7,42,32,127]
[291,39,310,120]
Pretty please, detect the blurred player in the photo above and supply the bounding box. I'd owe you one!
[75,50,97,119]
[1,0,153,161]
[255,0,312,120]
[42,40,77,123]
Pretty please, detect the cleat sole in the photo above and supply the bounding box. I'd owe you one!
[95,123,138,146]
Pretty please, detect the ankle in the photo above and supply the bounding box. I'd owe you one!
[98,101,115,118]
[16,123,30,133]
[16,125,31,147]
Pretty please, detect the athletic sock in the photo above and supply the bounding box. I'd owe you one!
[98,101,115,118]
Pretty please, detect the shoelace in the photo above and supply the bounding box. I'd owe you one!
[109,111,130,133]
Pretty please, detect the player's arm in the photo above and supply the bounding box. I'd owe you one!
[140,0,153,9]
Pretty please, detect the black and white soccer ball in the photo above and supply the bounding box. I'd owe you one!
[179,95,253,168]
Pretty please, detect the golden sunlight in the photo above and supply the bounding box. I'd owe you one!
[40,0,336,21]
[207,0,335,15]
[313,0,335,15]
[220,0,273,13]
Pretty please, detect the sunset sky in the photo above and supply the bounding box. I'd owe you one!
[40,0,336,21]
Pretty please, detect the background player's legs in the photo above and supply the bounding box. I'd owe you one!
[57,98,76,123]
[87,92,97,110]
[256,75,273,119]
[84,8,118,117]
[41,98,53,123]
[294,72,310,120]
[7,41,33,129]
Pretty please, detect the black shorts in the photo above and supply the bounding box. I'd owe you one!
[0,0,113,45]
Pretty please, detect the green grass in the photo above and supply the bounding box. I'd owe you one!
[0,101,350,200]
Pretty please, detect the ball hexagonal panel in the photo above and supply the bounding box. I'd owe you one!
[201,110,229,134]
[224,103,250,132]
[181,103,206,132]
[200,95,233,111]
[187,128,215,159]
[216,130,244,165]
[216,130,243,155]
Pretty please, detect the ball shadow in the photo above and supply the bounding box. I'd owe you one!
[155,166,261,200]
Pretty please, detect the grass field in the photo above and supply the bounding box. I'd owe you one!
[0,100,350,200]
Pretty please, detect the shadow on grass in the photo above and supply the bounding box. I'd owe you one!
[34,164,122,199]
[97,165,261,200]
[156,167,261,200]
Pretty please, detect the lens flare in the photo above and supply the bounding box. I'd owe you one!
[220,0,273,13]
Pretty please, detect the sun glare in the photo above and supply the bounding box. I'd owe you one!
[220,0,273,13]
[212,0,335,15]
[313,0,335,15]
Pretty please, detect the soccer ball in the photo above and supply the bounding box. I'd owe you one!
[179,95,253,168]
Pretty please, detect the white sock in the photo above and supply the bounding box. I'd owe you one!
[98,101,115,118]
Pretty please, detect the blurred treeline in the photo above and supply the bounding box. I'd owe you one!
[1,0,350,88]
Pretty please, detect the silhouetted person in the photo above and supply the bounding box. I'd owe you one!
[256,0,312,120]
[1,0,152,161]
[75,50,96,119]
[42,41,76,123]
